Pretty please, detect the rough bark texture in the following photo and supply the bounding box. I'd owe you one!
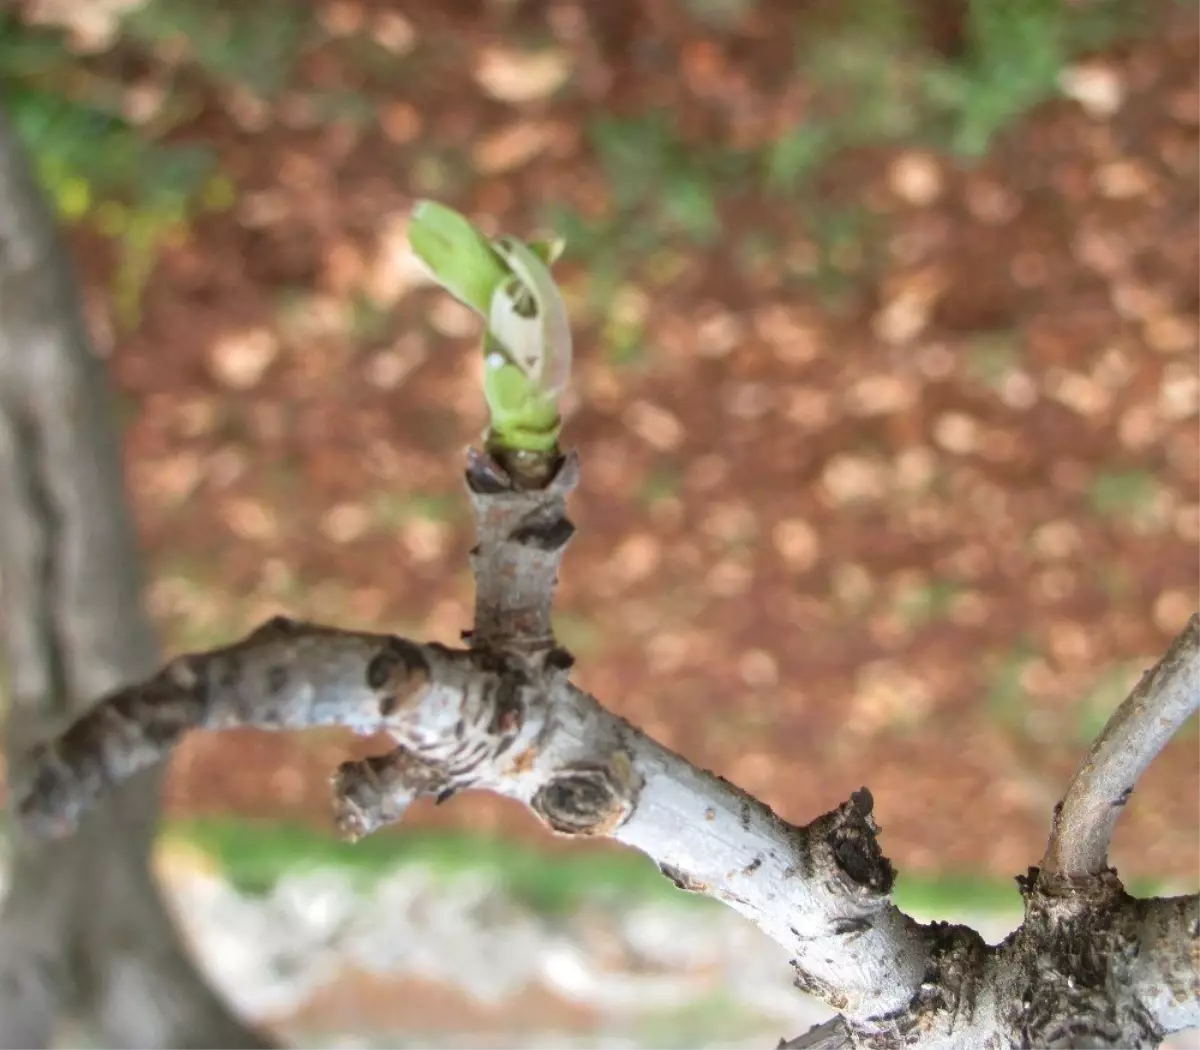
[0,105,271,1048]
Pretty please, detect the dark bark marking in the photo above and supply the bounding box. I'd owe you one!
[511,514,575,552]
[545,646,575,673]
[659,863,708,893]
[831,916,871,937]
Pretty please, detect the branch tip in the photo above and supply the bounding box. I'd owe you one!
[817,788,893,895]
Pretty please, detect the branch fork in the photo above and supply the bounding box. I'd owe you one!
[10,197,1200,1050]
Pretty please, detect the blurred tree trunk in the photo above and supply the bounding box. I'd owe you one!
[0,107,271,1048]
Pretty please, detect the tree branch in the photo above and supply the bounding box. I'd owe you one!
[777,1018,853,1049]
[1127,894,1200,1035]
[464,446,579,654]
[15,619,462,837]
[1041,614,1199,880]
[14,611,935,1023]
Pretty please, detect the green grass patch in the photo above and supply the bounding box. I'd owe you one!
[984,641,1039,733]
[766,0,1146,184]
[121,0,312,99]
[162,818,696,915]
[895,868,1179,916]
[1,811,1181,924]
[590,112,742,247]
[798,0,927,148]
[369,489,463,531]
[924,0,1137,158]
[890,579,963,631]
[893,870,1022,915]
[542,112,748,291]
[151,816,1188,922]
[762,124,837,199]
[0,15,230,326]
[1086,469,1164,529]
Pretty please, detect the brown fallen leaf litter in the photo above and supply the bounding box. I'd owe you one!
[11,1,1199,887]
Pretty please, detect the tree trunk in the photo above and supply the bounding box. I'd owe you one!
[0,105,271,1049]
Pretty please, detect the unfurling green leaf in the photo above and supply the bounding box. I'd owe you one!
[408,200,509,316]
[408,200,572,455]
[483,343,561,452]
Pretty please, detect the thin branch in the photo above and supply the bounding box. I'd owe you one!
[16,612,936,1025]
[15,619,448,838]
[464,446,578,654]
[1041,614,1200,879]
[333,746,448,841]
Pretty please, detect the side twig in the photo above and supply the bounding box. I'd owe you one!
[1041,614,1199,880]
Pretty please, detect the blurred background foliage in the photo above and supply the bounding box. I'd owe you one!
[0,0,1154,326]
[0,1,314,324]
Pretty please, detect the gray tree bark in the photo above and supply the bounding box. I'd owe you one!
[0,105,271,1049]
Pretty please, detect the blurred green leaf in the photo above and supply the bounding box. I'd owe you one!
[121,0,310,97]
[3,77,217,325]
[764,124,835,196]
[927,0,1137,156]
[408,200,510,316]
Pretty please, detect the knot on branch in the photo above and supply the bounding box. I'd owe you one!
[531,753,641,836]
[332,748,448,842]
[823,788,895,895]
[905,922,989,1031]
[1019,866,1128,928]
